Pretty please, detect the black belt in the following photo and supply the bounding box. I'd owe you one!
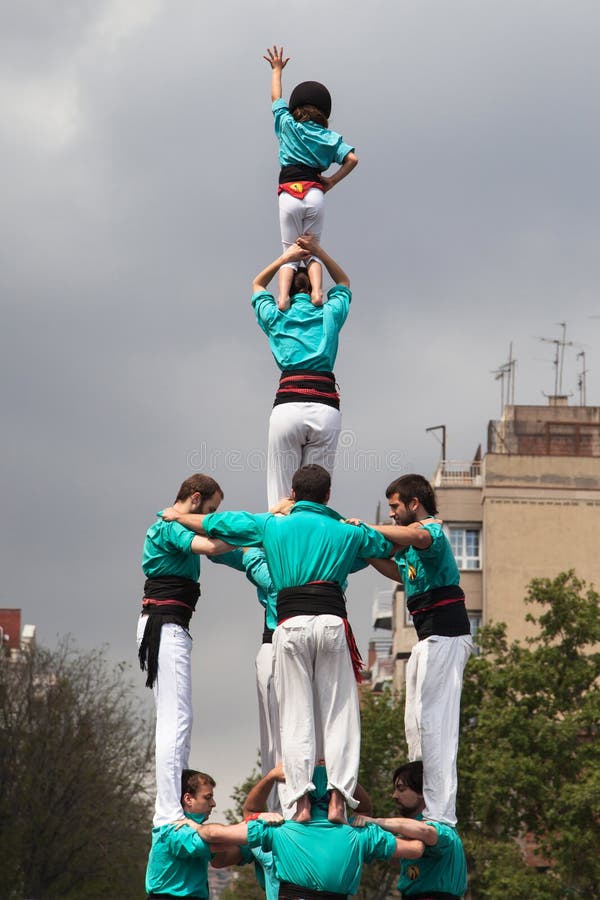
[273,370,340,410]
[277,582,345,623]
[279,882,346,900]
[402,893,461,900]
[407,585,470,641]
[138,577,199,689]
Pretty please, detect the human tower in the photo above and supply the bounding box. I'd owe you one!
[138,46,471,900]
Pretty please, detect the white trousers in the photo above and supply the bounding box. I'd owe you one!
[404,634,473,826]
[267,402,341,507]
[137,616,193,826]
[273,615,361,809]
[255,642,284,813]
[278,188,325,267]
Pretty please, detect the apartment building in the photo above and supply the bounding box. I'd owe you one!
[368,397,600,692]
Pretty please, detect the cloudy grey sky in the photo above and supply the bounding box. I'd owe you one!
[2,0,600,814]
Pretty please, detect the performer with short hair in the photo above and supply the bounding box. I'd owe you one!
[252,235,351,507]
[263,45,358,309]
[145,769,217,900]
[138,473,230,826]
[355,473,474,826]
[194,766,424,900]
[162,464,393,823]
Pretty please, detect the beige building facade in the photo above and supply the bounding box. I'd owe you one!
[375,398,600,693]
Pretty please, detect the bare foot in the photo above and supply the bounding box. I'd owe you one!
[327,789,347,824]
[293,794,312,823]
[310,289,323,307]
[277,297,291,311]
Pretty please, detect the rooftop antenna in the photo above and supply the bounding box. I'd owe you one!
[576,351,588,406]
[536,322,573,395]
[491,342,517,414]
[426,425,446,462]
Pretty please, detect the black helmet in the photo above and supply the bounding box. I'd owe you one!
[288,81,331,119]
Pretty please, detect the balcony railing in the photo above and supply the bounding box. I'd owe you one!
[432,460,482,487]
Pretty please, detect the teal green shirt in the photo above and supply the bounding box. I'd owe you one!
[209,547,278,631]
[202,502,392,590]
[143,514,199,582]
[251,286,351,372]
[272,98,354,171]
[397,818,467,897]
[248,815,397,895]
[145,813,211,898]
[394,522,460,599]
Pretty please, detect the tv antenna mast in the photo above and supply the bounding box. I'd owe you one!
[491,342,516,414]
[536,322,573,396]
[576,351,589,406]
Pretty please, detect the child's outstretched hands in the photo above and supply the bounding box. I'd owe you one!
[263,46,290,69]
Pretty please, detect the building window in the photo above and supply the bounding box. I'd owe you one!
[448,526,481,570]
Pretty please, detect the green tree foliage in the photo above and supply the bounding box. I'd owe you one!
[354,686,406,900]
[459,571,600,898]
[0,639,154,899]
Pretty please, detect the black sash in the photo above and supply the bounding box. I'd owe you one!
[407,585,470,641]
[138,576,199,688]
[273,370,340,410]
[279,163,322,184]
[279,882,346,900]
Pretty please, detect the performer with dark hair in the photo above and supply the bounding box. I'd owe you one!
[263,45,358,309]
[137,474,231,826]
[350,473,473,826]
[252,236,351,507]
[353,761,468,899]
[161,464,393,824]
[194,766,423,900]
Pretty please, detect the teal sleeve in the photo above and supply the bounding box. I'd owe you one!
[362,823,398,862]
[163,521,195,554]
[325,285,351,330]
[334,138,355,165]
[416,523,445,560]
[252,290,278,333]
[246,819,274,852]
[242,549,273,596]
[165,825,211,860]
[357,524,394,560]
[238,845,255,865]
[202,511,269,547]
[272,97,290,136]
[208,548,246,571]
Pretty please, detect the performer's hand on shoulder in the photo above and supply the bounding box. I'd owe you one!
[345,517,362,527]
[161,506,179,522]
[258,812,285,825]
[269,496,295,516]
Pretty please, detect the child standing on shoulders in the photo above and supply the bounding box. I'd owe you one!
[263,45,358,310]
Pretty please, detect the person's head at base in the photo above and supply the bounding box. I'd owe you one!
[392,761,425,817]
[175,473,224,514]
[385,474,438,526]
[291,464,331,504]
[291,266,312,296]
[181,769,216,818]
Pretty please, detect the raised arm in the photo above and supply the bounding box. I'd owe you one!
[368,557,401,582]
[355,814,438,846]
[263,45,289,102]
[296,234,349,287]
[252,244,310,293]
[319,151,359,193]
[243,764,285,817]
[370,522,433,550]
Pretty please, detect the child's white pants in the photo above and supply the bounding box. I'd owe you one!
[278,188,325,266]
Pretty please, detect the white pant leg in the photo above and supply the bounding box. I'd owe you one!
[278,189,325,266]
[302,404,341,477]
[404,643,422,762]
[313,616,361,808]
[267,404,307,507]
[267,403,341,507]
[137,616,193,826]
[411,635,473,826]
[255,642,283,814]
[273,616,318,806]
